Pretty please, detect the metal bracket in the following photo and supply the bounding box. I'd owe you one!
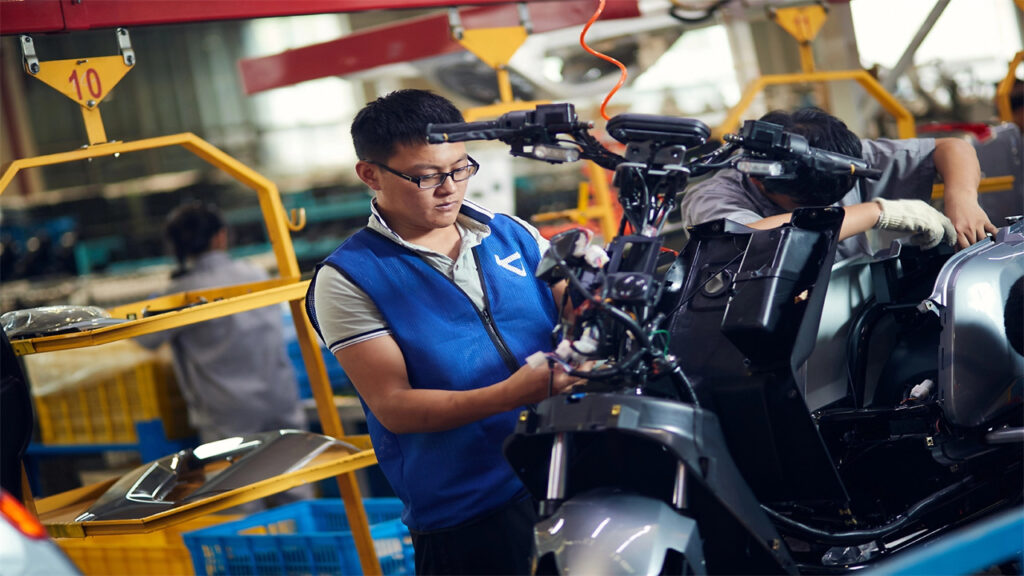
[517,2,533,35]
[447,8,464,41]
[916,299,940,317]
[286,207,307,232]
[116,27,136,67]
[448,3,532,40]
[20,35,40,75]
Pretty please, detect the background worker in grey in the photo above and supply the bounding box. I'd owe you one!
[137,201,308,446]
[679,107,997,259]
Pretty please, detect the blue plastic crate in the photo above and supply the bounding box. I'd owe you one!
[281,307,353,399]
[183,498,413,575]
[287,338,353,399]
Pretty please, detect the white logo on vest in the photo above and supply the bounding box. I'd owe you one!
[495,252,527,277]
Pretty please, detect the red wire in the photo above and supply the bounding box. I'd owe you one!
[579,0,629,121]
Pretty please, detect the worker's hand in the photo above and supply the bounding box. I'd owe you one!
[517,354,588,404]
[874,198,956,250]
[943,193,998,250]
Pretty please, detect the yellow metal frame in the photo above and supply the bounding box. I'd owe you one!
[996,51,1023,124]
[454,18,621,238]
[452,19,550,122]
[9,281,304,355]
[716,4,914,142]
[770,5,828,74]
[933,175,1016,198]
[714,70,917,141]
[21,30,135,146]
[458,26,528,104]
[532,161,619,241]
[29,54,133,145]
[464,99,552,122]
[0,134,300,277]
[0,133,383,575]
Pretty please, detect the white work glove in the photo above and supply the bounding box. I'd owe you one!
[567,228,610,269]
[873,198,956,250]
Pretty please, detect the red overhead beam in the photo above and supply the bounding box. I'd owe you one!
[0,0,66,35]
[238,0,642,94]
[0,0,567,36]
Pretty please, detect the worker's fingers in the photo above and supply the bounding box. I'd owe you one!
[956,232,970,251]
[954,219,1000,250]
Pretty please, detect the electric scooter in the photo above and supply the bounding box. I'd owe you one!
[427,105,1024,574]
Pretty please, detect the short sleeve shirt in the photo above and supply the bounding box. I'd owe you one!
[313,199,549,353]
[678,138,937,260]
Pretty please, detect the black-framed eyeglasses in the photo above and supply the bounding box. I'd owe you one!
[373,156,479,190]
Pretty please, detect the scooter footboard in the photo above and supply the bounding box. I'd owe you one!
[534,489,704,576]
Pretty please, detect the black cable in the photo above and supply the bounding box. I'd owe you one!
[569,347,645,381]
[666,249,745,319]
[670,364,701,407]
[574,128,625,171]
[761,475,975,545]
[552,255,655,382]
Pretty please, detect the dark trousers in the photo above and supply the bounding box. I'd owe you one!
[411,496,539,576]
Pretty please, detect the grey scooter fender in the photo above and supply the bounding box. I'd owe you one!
[535,489,705,575]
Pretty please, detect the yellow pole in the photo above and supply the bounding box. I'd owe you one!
[496,66,514,104]
[996,51,1023,124]
[81,107,108,145]
[798,43,816,74]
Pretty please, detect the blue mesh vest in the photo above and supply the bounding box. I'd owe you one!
[311,209,557,530]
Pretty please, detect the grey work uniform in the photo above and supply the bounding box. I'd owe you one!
[137,250,306,443]
[679,138,937,260]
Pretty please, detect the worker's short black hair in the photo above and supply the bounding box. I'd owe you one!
[351,89,464,163]
[165,201,224,277]
[758,107,864,206]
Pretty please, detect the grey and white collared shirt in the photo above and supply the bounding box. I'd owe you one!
[312,198,548,353]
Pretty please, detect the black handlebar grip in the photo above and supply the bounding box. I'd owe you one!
[426,121,502,144]
[805,147,883,180]
[854,166,883,180]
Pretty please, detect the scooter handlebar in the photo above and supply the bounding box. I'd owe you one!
[426,120,504,143]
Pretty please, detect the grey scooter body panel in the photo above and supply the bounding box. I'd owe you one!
[926,220,1024,426]
[507,393,798,574]
[536,489,705,575]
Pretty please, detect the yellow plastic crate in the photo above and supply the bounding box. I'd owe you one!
[56,514,240,576]
[32,355,193,445]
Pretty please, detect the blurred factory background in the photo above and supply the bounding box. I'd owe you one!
[1,0,1020,314]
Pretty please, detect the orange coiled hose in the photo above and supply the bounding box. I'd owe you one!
[579,0,629,121]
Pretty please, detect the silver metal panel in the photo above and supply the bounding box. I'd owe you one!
[927,223,1024,426]
[800,256,875,411]
[75,430,355,521]
[535,490,706,575]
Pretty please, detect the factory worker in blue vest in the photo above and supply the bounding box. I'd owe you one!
[307,90,583,575]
